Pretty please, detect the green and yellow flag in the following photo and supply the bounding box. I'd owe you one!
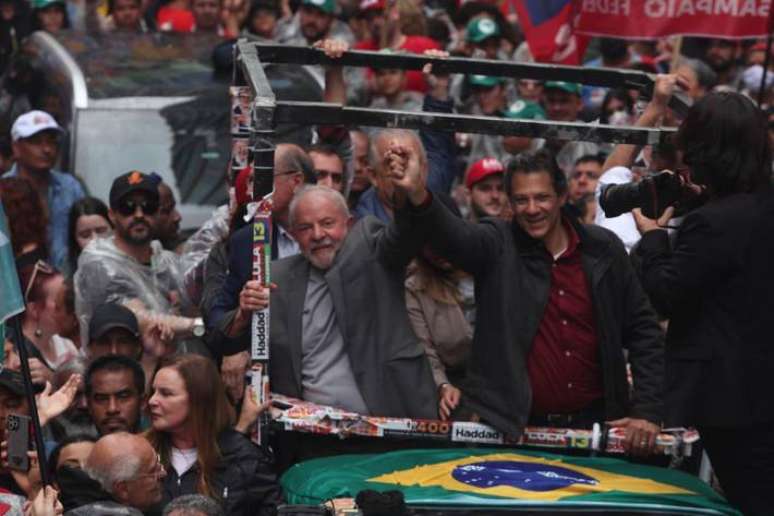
[0,201,24,356]
[282,448,739,515]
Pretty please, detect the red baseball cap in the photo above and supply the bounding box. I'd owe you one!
[465,157,504,188]
[359,0,385,11]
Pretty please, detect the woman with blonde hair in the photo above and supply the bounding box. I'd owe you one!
[146,353,281,515]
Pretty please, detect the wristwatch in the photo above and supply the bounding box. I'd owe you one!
[191,317,205,338]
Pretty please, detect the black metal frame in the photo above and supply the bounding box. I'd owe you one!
[235,41,678,146]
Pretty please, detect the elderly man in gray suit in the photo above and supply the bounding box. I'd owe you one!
[214,129,438,429]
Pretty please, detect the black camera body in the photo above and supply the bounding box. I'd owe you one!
[599,171,702,219]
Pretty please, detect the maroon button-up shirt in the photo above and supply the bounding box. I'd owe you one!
[528,218,603,415]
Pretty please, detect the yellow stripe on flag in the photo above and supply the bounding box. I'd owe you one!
[369,452,692,501]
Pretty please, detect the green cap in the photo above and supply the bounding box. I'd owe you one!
[32,0,64,9]
[301,0,335,15]
[544,81,582,96]
[466,17,500,43]
[469,74,504,88]
[505,100,546,120]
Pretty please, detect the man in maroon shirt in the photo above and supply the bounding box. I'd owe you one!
[393,148,664,455]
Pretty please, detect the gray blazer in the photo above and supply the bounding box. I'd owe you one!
[215,214,439,420]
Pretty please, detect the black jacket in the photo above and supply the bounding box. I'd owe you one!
[412,198,664,436]
[636,191,774,428]
[161,429,282,516]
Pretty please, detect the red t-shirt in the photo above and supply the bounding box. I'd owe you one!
[355,36,440,93]
[528,218,603,415]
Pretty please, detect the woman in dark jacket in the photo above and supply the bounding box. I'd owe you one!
[635,91,774,516]
[146,353,281,515]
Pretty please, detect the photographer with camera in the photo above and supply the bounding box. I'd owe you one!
[633,91,774,516]
[595,74,688,252]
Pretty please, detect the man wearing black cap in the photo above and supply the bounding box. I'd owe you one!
[74,171,203,352]
[87,303,142,360]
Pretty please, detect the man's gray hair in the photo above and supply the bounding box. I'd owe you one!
[677,57,718,91]
[288,185,350,229]
[368,129,427,174]
[276,143,316,184]
[84,454,142,494]
[162,494,224,516]
[53,356,88,389]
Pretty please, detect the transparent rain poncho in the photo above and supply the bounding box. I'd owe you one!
[178,204,231,308]
[74,236,194,348]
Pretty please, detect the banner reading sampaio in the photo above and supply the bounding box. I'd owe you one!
[575,0,772,39]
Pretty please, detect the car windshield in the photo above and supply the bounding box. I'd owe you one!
[55,31,225,99]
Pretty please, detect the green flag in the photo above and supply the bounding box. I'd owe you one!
[0,201,24,324]
[281,448,739,515]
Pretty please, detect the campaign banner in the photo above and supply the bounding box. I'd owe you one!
[574,0,773,39]
[269,394,700,457]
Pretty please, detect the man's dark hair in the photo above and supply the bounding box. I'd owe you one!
[599,38,629,63]
[676,91,771,196]
[505,149,567,197]
[49,434,98,482]
[85,355,145,397]
[276,143,316,184]
[677,57,718,92]
[306,143,342,162]
[574,154,604,168]
[107,0,140,13]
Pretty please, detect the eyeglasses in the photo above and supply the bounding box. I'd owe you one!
[116,198,159,217]
[24,260,54,302]
[133,453,165,480]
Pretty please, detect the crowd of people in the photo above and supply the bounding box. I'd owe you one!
[0,0,773,515]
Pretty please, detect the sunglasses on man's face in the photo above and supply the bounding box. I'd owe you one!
[24,259,54,303]
[116,198,159,217]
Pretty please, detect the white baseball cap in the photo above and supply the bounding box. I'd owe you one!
[11,110,62,142]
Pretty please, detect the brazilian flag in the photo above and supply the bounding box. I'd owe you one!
[281,448,739,515]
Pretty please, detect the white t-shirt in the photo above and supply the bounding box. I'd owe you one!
[595,166,641,253]
[171,447,198,477]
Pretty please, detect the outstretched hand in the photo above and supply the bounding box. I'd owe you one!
[36,374,81,427]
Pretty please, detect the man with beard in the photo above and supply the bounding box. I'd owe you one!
[216,134,438,422]
[464,157,506,222]
[704,39,741,89]
[278,0,353,46]
[74,171,202,351]
[86,355,145,435]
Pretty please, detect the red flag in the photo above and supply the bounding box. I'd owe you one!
[512,0,589,65]
[575,0,773,40]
